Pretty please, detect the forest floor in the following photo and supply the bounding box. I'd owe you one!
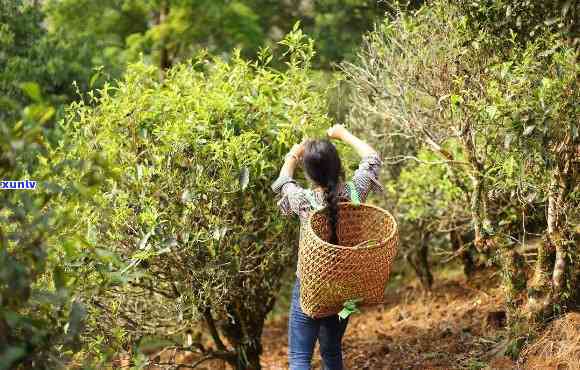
[260,267,580,370]
[144,266,579,370]
[260,268,516,369]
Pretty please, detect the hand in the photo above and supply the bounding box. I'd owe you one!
[327,124,349,140]
[289,139,307,161]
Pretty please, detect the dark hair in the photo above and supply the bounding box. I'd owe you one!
[303,139,343,244]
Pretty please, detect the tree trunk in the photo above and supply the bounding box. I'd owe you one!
[0,316,9,349]
[221,316,263,370]
[233,341,262,370]
[450,228,475,278]
[459,126,489,253]
[525,151,577,322]
[406,224,433,290]
[218,295,274,370]
[499,245,525,315]
[546,163,576,310]
[417,230,433,289]
[201,310,261,369]
[525,236,555,322]
[459,126,527,322]
[157,0,172,71]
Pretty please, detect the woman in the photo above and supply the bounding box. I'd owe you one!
[271,124,383,370]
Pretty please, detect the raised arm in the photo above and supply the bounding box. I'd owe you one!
[277,141,306,180]
[327,124,378,158]
[271,140,312,218]
[327,124,383,202]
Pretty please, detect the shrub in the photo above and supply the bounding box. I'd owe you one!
[456,0,579,46]
[342,0,579,353]
[0,85,105,368]
[53,28,331,368]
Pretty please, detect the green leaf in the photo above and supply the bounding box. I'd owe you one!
[450,94,463,106]
[485,105,499,120]
[338,298,362,320]
[19,82,42,102]
[62,239,80,259]
[89,71,101,88]
[53,266,66,291]
[95,248,121,264]
[212,227,227,240]
[292,20,301,32]
[561,0,573,16]
[504,133,513,150]
[39,105,55,124]
[180,189,192,204]
[338,305,360,320]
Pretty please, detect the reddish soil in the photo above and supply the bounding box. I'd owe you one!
[261,270,513,369]
[139,268,578,370]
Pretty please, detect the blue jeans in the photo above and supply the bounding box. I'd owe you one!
[288,279,349,370]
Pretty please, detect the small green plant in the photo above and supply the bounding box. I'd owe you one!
[467,359,487,370]
[338,298,362,320]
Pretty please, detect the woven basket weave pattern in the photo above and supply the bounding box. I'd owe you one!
[298,202,399,318]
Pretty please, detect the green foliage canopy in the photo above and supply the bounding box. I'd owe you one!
[44,0,400,70]
[343,0,579,338]
[0,84,107,368]
[50,30,331,366]
[0,0,100,125]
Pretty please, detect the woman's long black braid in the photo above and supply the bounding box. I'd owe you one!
[303,139,343,245]
[325,179,340,244]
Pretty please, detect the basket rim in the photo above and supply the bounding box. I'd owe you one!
[306,202,398,251]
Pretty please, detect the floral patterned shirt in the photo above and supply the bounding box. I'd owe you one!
[271,153,384,221]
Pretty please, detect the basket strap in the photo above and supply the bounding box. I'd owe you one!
[345,181,361,206]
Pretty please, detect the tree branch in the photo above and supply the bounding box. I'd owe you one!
[129,281,179,299]
[383,155,468,166]
[203,308,227,352]
[91,298,139,329]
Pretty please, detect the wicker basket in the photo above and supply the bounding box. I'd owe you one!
[297,202,399,318]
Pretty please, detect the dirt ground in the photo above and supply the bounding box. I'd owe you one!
[140,268,578,370]
[260,269,515,369]
[259,269,579,370]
